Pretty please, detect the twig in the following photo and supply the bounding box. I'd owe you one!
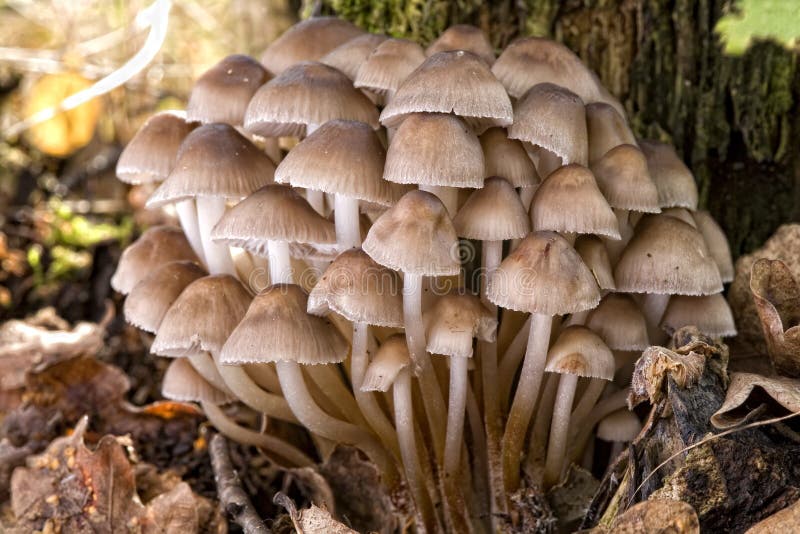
[209,433,271,534]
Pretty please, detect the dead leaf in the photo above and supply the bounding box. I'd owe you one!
[591,499,700,533]
[745,497,800,533]
[274,492,357,534]
[711,372,800,429]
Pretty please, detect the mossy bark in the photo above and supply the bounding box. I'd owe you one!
[303,0,800,258]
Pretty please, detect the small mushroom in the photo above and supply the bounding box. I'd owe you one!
[320,33,389,80]
[116,111,194,185]
[693,210,734,283]
[639,139,699,210]
[585,103,637,164]
[426,24,495,65]
[354,38,426,106]
[661,294,737,338]
[479,127,541,208]
[595,409,642,470]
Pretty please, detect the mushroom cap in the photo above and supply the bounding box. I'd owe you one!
[211,185,336,254]
[545,325,615,379]
[308,248,404,328]
[614,214,723,295]
[590,144,660,213]
[111,226,200,294]
[124,260,207,334]
[151,275,252,357]
[220,284,348,365]
[530,164,620,239]
[186,55,270,125]
[574,235,616,291]
[596,409,642,442]
[243,61,379,138]
[260,17,364,75]
[692,210,734,283]
[424,293,497,358]
[660,294,737,338]
[354,38,427,102]
[384,113,484,188]
[639,139,698,210]
[453,177,530,241]
[586,102,637,164]
[585,293,649,351]
[362,334,411,392]
[116,111,194,185]
[379,50,513,133]
[486,231,601,315]
[320,33,388,79]
[274,119,397,205]
[363,190,460,276]
[146,123,275,208]
[491,37,624,115]
[162,357,235,405]
[480,127,540,188]
[509,83,588,166]
[426,24,496,65]
[660,207,697,228]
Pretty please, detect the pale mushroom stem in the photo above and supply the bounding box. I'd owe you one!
[174,199,207,266]
[403,272,448,462]
[641,292,670,343]
[442,355,473,533]
[201,402,313,467]
[305,364,371,428]
[394,367,439,533]
[267,240,293,283]
[498,315,532,413]
[275,360,398,484]
[465,382,490,524]
[543,373,580,487]
[568,388,629,463]
[525,373,558,484]
[351,322,401,460]
[569,378,608,431]
[502,312,552,493]
[608,440,626,467]
[216,360,299,424]
[196,196,237,275]
[187,352,234,395]
[419,184,458,217]
[334,195,362,251]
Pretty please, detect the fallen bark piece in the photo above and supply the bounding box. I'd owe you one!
[590,498,699,533]
[745,497,800,533]
[711,372,800,429]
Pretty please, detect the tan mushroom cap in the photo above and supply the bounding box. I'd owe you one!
[491,37,624,116]
[111,226,200,294]
[530,164,620,239]
[660,207,697,228]
[692,210,734,283]
[453,177,530,241]
[211,185,335,256]
[146,123,275,209]
[586,102,637,164]
[260,17,364,75]
[585,293,649,351]
[545,325,615,380]
[320,33,388,79]
[243,62,380,138]
[362,334,412,392]
[486,231,601,315]
[614,214,723,295]
[574,235,616,291]
[424,293,497,358]
[426,24,496,65]
[274,119,397,205]
[509,83,588,166]
[660,294,737,338]
[124,260,207,334]
[151,275,252,357]
[639,139,699,209]
[116,111,194,185]
[363,190,460,276]
[186,55,271,125]
[308,248,404,328]
[384,113,484,188]
[479,127,540,188]
[596,409,642,442]
[162,358,235,405]
[380,50,513,133]
[354,38,426,104]
[220,284,348,365]
[590,144,660,213]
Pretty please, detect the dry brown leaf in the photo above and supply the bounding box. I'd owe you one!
[274,492,357,534]
[745,497,800,533]
[711,372,800,428]
[592,499,700,533]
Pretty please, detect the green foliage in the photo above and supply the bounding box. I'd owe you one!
[716,0,800,55]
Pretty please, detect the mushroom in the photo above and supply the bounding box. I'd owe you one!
[692,210,734,283]
[479,127,540,208]
[660,294,737,338]
[426,24,495,65]
[585,102,637,164]
[354,38,426,106]
[486,231,600,492]
[320,33,388,79]
[116,111,194,186]
[639,139,699,210]
[565,234,616,325]
[596,408,642,469]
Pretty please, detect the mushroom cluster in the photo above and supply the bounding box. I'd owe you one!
[114,17,736,532]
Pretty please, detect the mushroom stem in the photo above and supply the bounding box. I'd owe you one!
[267,240,293,283]
[502,312,552,493]
[305,364,371,428]
[201,402,313,467]
[641,292,670,344]
[403,272,448,463]
[244,363,282,394]
[419,184,458,217]
[216,361,299,424]
[174,199,207,266]
[187,352,234,396]
[196,196,237,275]
[543,373,579,487]
[569,388,629,463]
[275,360,398,484]
[443,355,473,534]
[351,322,401,460]
[394,367,439,533]
[498,315,531,413]
[466,382,490,525]
[525,373,558,484]
[569,378,608,432]
[334,194,362,251]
